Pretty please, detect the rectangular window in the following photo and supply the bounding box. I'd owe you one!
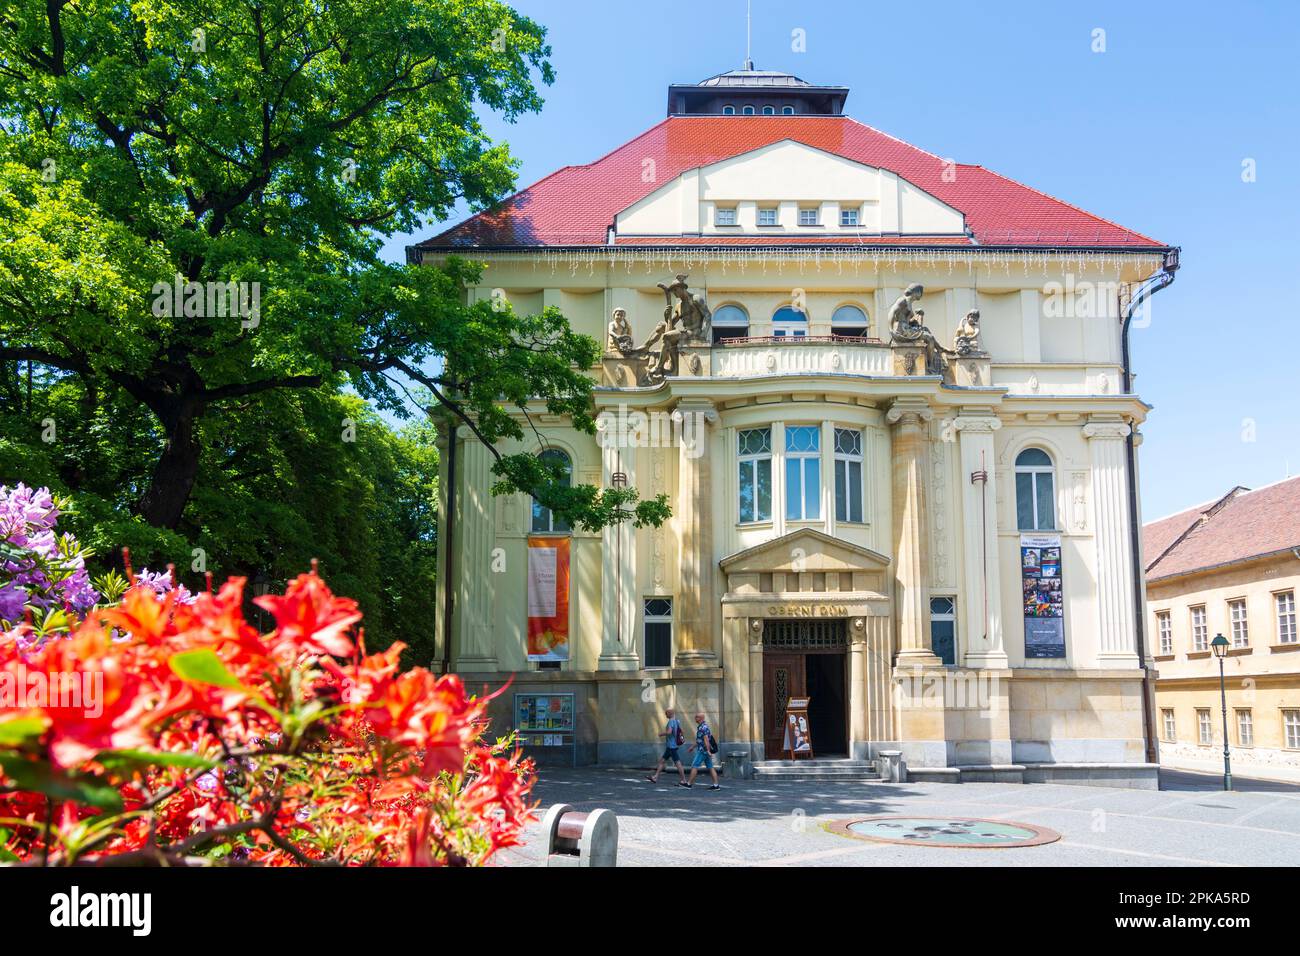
[784,426,821,521]
[798,206,819,226]
[643,598,672,669]
[1236,709,1253,747]
[757,207,778,226]
[929,596,956,666]
[1161,708,1176,742]
[839,206,860,226]
[1229,598,1249,648]
[737,428,772,523]
[1197,708,1212,746]
[1286,710,1300,750]
[1014,471,1056,530]
[833,428,864,524]
[1276,590,1297,644]
[1157,611,1172,655]
[714,206,737,226]
[1190,605,1208,652]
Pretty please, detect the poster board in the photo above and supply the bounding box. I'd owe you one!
[1021,533,1065,658]
[514,692,577,767]
[782,696,814,760]
[526,537,570,661]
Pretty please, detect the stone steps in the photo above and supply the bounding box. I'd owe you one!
[751,759,881,782]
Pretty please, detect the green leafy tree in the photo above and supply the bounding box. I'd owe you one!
[0,0,667,536]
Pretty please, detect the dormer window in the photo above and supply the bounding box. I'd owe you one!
[782,106,795,115]
[798,206,820,226]
[742,105,755,115]
[723,105,735,115]
[714,206,738,227]
[762,105,775,115]
[840,206,861,227]
[757,207,779,227]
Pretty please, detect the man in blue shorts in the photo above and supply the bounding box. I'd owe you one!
[682,710,721,790]
[645,707,686,784]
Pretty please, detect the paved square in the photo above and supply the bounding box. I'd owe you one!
[497,768,1300,867]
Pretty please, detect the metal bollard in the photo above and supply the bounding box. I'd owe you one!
[542,803,618,867]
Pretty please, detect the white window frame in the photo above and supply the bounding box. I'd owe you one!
[782,105,795,115]
[722,104,735,115]
[798,206,819,226]
[643,598,673,669]
[757,206,779,227]
[1191,605,1208,652]
[714,206,738,227]
[1161,708,1176,742]
[1275,590,1296,644]
[929,596,957,666]
[1236,708,1253,747]
[784,425,821,522]
[1229,598,1249,648]
[1285,710,1300,750]
[839,205,861,227]
[830,304,869,337]
[742,105,755,116]
[1197,708,1213,746]
[737,427,772,524]
[1014,448,1057,531]
[833,427,864,524]
[772,306,807,338]
[1156,611,1172,655]
[762,105,775,115]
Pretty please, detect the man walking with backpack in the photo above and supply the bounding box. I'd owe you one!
[645,707,687,785]
[682,710,721,790]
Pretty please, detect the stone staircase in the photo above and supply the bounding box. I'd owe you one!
[750,758,881,783]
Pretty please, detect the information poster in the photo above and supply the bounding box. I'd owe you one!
[1021,533,1065,658]
[515,693,575,733]
[782,696,813,758]
[526,537,570,661]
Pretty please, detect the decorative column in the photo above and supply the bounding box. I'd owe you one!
[887,398,941,666]
[1084,418,1140,668]
[597,411,640,670]
[673,400,719,667]
[454,433,498,670]
[953,413,1007,668]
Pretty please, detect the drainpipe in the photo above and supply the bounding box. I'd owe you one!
[1120,247,1180,764]
[441,424,457,675]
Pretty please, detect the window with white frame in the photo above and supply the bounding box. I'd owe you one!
[839,205,861,227]
[757,206,779,227]
[711,304,749,345]
[722,105,735,115]
[830,304,869,338]
[1236,709,1254,747]
[643,598,672,669]
[1191,605,1208,652]
[1197,708,1213,745]
[1229,598,1249,648]
[530,449,571,533]
[834,428,864,523]
[1156,611,1172,655]
[782,105,795,115]
[714,206,737,226]
[742,105,755,115]
[1286,710,1300,750]
[737,428,772,523]
[1161,708,1176,742]
[798,206,819,226]
[1014,448,1056,531]
[762,105,775,115]
[1276,590,1296,644]
[784,426,821,521]
[771,305,807,338]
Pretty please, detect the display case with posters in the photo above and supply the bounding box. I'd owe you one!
[1021,534,1065,658]
[514,692,577,767]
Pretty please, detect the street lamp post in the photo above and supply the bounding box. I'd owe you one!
[1210,633,1232,791]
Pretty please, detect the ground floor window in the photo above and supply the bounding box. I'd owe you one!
[1161,708,1176,742]
[1197,708,1213,745]
[1285,710,1300,750]
[1236,709,1253,747]
[929,596,956,666]
[643,598,672,669]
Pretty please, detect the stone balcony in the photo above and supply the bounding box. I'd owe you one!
[712,335,890,379]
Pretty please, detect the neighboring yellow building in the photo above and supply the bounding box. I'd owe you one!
[414,65,1181,787]
[1145,478,1300,781]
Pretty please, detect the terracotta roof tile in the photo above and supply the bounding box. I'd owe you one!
[1144,477,1300,580]
[418,116,1165,251]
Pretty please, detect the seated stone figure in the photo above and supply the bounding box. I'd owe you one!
[953,309,985,356]
[606,308,636,354]
[887,284,951,375]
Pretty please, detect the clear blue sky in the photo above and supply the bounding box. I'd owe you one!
[380,0,1300,522]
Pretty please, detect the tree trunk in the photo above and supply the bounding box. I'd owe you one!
[138,399,202,529]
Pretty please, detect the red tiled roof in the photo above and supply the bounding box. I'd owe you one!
[418,116,1165,251]
[1144,477,1300,581]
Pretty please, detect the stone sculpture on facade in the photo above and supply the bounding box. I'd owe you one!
[953,309,986,356]
[640,309,685,381]
[606,307,636,354]
[888,284,951,375]
[657,274,712,344]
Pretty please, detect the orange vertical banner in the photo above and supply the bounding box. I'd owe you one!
[526,536,570,661]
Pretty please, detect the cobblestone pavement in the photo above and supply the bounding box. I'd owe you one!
[495,767,1300,867]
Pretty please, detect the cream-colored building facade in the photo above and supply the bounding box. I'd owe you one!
[1145,479,1300,781]
[416,68,1179,787]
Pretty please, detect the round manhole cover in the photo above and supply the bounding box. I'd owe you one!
[827,816,1059,848]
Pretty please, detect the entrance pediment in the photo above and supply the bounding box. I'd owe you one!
[720,528,890,576]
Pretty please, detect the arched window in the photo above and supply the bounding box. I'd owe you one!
[782,106,795,115]
[742,105,755,115]
[772,306,807,338]
[722,105,735,115]
[531,449,571,533]
[762,105,775,115]
[1015,448,1056,531]
[831,305,869,338]
[712,304,749,344]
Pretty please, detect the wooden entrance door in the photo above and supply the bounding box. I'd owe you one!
[763,653,805,758]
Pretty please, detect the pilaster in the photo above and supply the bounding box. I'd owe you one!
[1084,418,1139,668]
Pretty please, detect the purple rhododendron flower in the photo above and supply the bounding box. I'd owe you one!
[134,567,197,606]
[0,483,100,624]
